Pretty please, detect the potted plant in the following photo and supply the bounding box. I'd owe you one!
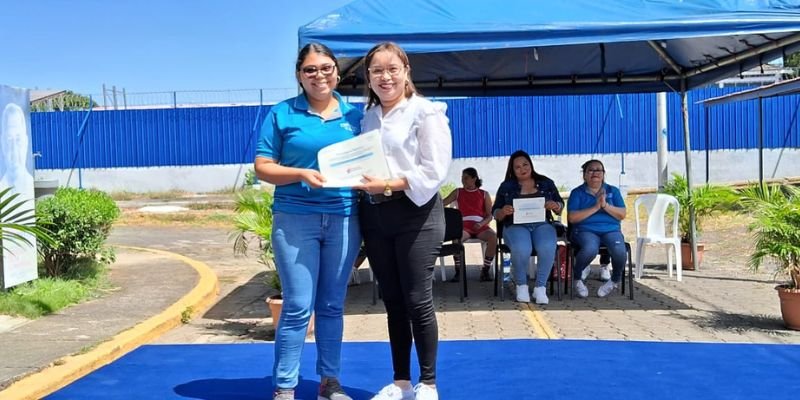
[229,190,313,334]
[739,183,800,330]
[662,173,736,269]
[230,190,280,325]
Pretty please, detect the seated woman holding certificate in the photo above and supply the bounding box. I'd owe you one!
[491,150,564,304]
[567,159,627,299]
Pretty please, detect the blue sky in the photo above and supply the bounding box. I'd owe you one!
[0,0,352,99]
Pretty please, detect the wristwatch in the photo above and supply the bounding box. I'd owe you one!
[383,181,393,197]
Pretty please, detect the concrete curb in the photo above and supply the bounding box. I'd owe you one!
[0,246,219,400]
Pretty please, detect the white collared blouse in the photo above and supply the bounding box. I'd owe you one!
[361,95,453,206]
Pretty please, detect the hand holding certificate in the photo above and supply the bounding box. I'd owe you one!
[318,131,392,187]
[512,197,546,224]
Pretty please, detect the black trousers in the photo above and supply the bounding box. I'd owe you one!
[360,194,444,384]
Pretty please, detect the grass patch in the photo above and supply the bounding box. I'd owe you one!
[0,260,110,318]
[109,190,191,201]
[187,202,235,211]
[116,209,235,228]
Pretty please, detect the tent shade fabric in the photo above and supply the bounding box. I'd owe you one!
[299,0,800,96]
[701,76,800,106]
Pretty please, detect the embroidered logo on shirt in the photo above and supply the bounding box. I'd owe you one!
[339,122,355,132]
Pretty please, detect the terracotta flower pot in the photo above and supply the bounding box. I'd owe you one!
[680,242,704,270]
[266,294,314,336]
[776,285,800,331]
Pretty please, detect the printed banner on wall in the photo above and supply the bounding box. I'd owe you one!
[0,84,38,289]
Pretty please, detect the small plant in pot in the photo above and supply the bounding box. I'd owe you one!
[230,190,281,324]
[229,190,313,334]
[738,183,800,330]
[662,173,736,269]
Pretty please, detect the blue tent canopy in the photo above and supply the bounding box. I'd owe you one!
[299,0,800,96]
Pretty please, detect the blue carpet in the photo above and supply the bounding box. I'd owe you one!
[47,339,799,399]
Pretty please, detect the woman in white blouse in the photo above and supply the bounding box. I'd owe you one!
[355,42,452,400]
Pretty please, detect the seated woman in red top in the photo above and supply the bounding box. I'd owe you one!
[442,167,497,282]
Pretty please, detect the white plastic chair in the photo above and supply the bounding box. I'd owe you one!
[634,193,682,281]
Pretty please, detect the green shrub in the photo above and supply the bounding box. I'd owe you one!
[662,173,737,242]
[439,182,456,199]
[36,188,120,277]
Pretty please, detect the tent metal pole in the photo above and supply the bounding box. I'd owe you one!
[681,83,699,271]
[759,97,764,185]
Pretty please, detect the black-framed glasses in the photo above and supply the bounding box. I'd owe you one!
[301,64,336,78]
[585,168,605,174]
[367,65,405,78]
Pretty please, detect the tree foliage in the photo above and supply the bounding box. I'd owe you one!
[31,91,98,112]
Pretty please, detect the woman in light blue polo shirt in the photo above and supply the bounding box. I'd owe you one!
[567,159,627,298]
[255,42,362,400]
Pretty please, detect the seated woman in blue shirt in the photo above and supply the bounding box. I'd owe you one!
[492,150,564,304]
[567,159,628,298]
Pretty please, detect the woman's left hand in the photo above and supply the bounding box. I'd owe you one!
[545,200,561,212]
[353,175,384,195]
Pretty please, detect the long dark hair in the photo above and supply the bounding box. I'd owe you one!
[295,42,339,86]
[463,167,483,188]
[363,42,418,109]
[504,150,548,182]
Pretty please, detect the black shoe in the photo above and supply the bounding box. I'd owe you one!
[479,267,491,282]
[449,273,461,283]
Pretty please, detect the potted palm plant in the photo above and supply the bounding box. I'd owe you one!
[230,190,281,326]
[662,174,736,269]
[739,183,800,330]
[229,189,314,334]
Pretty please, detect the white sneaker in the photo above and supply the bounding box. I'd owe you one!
[599,264,611,281]
[532,286,549,305]
[370,383,414,400]
[413,383,439,400]
[580,266,591,281]
[574,280,589,298]
[597,280,620,298]
[515,284,530,303]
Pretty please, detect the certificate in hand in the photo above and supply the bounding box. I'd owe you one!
[512,197,546,224]
[318,131,392,187]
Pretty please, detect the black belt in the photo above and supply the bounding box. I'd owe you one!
[365,191,406,205]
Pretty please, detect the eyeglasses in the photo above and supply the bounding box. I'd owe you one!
[368,65,405,78]
[301,64,336,78]
[585,168,605,174]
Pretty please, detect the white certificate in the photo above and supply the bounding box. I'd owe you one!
[513,197,546,224]
[318,131,392,187]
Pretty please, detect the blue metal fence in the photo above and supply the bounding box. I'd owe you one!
[31,87,800,170]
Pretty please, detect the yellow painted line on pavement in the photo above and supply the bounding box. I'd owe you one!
[0,246,219,400]
[519,303,559,339]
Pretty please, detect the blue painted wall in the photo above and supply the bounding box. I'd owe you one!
[31,87,800,169]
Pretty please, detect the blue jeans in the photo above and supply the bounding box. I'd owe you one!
[570,230,627,283]
[271,212,361,389]
[503,222,556,287]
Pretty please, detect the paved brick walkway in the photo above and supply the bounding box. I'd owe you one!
[111,224,800,345]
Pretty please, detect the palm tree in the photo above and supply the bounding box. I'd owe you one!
[0,187,53,255]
